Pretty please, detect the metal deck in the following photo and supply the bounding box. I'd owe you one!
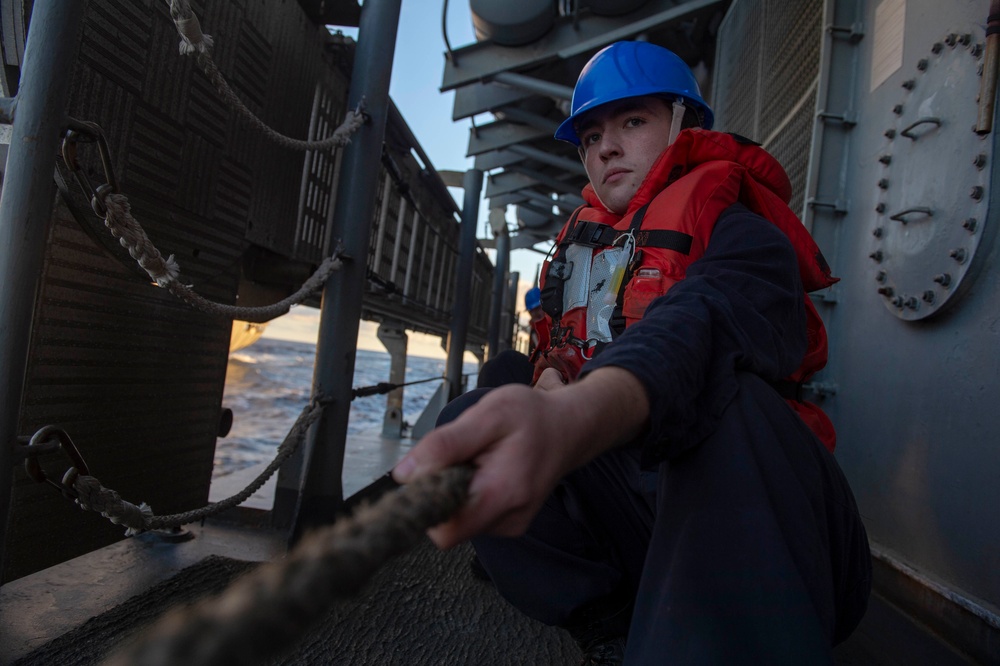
[0,428,986,665]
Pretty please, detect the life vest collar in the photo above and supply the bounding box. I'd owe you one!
[581,129,795,218]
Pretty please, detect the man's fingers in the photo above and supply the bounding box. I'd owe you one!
[392,422,466,483]
[534,367,567,392]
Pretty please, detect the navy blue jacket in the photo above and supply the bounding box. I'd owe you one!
[581,203,808,463]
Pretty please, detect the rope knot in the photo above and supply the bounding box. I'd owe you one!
[170,0,214,55]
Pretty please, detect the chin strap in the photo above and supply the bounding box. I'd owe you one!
[668,98,687,145]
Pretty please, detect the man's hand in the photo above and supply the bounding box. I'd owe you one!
[533,367,567,391]
[391,366,650,549]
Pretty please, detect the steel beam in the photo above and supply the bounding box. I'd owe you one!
[441,0,726,91]
[485,170,539,198]
[467,120,550,156]
[474,148,525,171]
[492,71,574,101]
[494,105,561,133]
[509,143,588,176]
[445,169,483,401]
[453,81,531,121]
[0,0,86,579]
[288,0,402,538]
[485,191,531,209]
[487,225,510,359]
[508,164,584,195]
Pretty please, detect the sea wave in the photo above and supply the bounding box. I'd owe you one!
[214,338,478,478]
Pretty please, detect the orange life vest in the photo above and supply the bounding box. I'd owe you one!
[536,129,839,451]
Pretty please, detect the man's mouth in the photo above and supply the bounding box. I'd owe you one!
[603,168,629,184]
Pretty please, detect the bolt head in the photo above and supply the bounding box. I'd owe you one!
[885,129,896,139]
[922,290,936,303]
[933,273,952,286]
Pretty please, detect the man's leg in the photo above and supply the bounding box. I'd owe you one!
[625,373,871,665]
[472,446,657,638]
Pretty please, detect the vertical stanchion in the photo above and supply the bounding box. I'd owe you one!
[487,222,510,360]
[0,0,87,579]
[287,0,403,539]
[445,169,483,400]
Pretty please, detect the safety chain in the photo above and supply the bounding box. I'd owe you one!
[165,0,368,151]
[102,465,474,666]
[60,123,345,323]
[21,398,328,536]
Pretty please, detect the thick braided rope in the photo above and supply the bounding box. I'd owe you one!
[197,51,367,151]
[102,193,343,322]
[72,399,327,536]
[103,465,473,666]
[166,0,365,151]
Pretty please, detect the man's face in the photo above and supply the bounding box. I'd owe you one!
[576,96,674,215]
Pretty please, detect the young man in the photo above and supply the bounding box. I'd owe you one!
[394,41,870,665]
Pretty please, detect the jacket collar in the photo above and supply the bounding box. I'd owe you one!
[580,129,794,219]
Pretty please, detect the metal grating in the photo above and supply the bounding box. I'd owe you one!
[5,0,351,582]
[759,0,822,143]
[296,83,347,262]
[713,0,764,139]
[713,0,823,214]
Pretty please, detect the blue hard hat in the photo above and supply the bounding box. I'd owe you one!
[554,41,714,145]
[525,286,542,310]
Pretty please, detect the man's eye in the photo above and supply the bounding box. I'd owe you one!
[626,116,645,127]
[584,132,600,145]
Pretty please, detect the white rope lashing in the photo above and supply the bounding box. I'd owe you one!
[165,0,368,152]
[100,193,343,322]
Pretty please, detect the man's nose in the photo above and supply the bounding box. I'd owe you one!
[599,132,622,159]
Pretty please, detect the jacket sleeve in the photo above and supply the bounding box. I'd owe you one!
[578,204,808,462]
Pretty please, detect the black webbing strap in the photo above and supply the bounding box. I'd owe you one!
[540,207,584,321]
[608,202,695,339]
[770,379,804,401]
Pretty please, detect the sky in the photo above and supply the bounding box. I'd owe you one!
[264,1,552,358]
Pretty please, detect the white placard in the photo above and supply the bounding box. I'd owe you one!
[871,0,906,92]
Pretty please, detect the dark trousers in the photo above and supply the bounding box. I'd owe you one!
[440,360,871,665]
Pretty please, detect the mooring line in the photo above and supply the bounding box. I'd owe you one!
[102,465,473,666]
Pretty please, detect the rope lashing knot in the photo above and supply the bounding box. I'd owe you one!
[103,193,182,287]
[74,474,154,536]
[169,0,214,55]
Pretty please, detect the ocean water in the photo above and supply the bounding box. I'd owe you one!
[214,337,479,478]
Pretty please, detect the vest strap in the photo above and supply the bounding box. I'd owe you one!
[540,208,584,322]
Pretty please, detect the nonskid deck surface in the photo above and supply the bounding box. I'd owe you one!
[2,531,980,665]
[10,539,581,666]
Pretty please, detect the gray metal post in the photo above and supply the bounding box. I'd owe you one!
[502,271,520,352]
[445,169,483,400]
[487,223,510,359]
[290,0,402,536]
[376,321,408,439]
[0,0,86,578]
